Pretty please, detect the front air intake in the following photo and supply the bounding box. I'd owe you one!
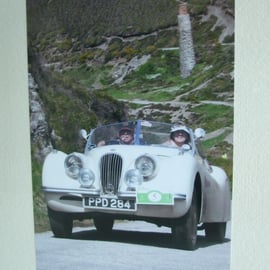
[100,153,123,195]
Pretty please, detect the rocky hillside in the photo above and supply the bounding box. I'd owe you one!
[27,0,234,231]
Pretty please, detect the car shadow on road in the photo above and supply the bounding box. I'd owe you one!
[69,228,230,250]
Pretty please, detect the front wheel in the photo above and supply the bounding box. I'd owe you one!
[172,189,198,250]
[205,222,226,242]
[47,208,73,238]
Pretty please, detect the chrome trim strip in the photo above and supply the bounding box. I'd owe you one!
[42,187,100,195]
[117,192,136,199]
[42,187,186,200]
[174,194,187,200]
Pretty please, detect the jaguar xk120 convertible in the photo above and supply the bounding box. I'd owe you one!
[42,120,231,250]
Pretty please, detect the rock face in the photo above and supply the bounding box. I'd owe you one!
[201,4,234,43]
[112,55,151,84]
[29,73,53,162]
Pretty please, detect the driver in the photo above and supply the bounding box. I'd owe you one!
[119,127,134,145]
[164,125,190,147]
[97,126,134,146]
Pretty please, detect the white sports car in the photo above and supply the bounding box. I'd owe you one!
[42,120,231,250]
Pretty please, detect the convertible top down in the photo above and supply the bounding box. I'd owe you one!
[42,120,231,250]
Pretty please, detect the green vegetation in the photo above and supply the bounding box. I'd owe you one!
[27,0,178,42]
[202,130,231,149]
[32,157,50,232]
[191,104,233,132]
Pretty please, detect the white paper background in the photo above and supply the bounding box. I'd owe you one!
[1,0,270,269]
[230,1,270,268]
[0,1,36,269]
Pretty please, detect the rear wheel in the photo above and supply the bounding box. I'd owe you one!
[205,222,226,242]
[94,217,114,234]
[47,208,73,238]
[172,189,198,250]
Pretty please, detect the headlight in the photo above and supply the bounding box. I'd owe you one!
[64,154,83,179]
[125,169,143,188]
[79,168,95,188]
[135,155,156,178]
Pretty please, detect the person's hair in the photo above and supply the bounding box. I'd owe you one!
[119,127,133,136]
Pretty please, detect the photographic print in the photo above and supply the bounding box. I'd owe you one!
[27,0,234,269]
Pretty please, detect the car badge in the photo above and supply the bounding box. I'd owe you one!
[105,184,115,194]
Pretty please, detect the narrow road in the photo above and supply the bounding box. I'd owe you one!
[35,221,231,270]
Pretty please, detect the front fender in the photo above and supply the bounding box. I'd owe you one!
[139,153,199,213]
[202,166,231,222]
[42,150,80,189]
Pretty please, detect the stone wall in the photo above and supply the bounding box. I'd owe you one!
[29,73,53,162]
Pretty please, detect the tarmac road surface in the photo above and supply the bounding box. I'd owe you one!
[35,221,231,270]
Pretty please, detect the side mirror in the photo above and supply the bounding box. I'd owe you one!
[194,128,206,139]
[178,144,191,155]
[182,144,191,151]
[80,129,88,140]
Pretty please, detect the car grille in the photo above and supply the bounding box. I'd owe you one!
[100,153,123,195]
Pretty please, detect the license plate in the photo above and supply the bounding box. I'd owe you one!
[83,197,136,211]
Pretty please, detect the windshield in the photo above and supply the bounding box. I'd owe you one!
[89,120,170,145]
[87,120,194,149]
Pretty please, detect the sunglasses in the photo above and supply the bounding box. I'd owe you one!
[173,132,186,137]
[120,131,132,136]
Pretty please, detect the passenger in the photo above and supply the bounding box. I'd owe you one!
[164,125,190,147]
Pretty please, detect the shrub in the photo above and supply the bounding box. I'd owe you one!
[57,38,72,52]
[146,45,157,54]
